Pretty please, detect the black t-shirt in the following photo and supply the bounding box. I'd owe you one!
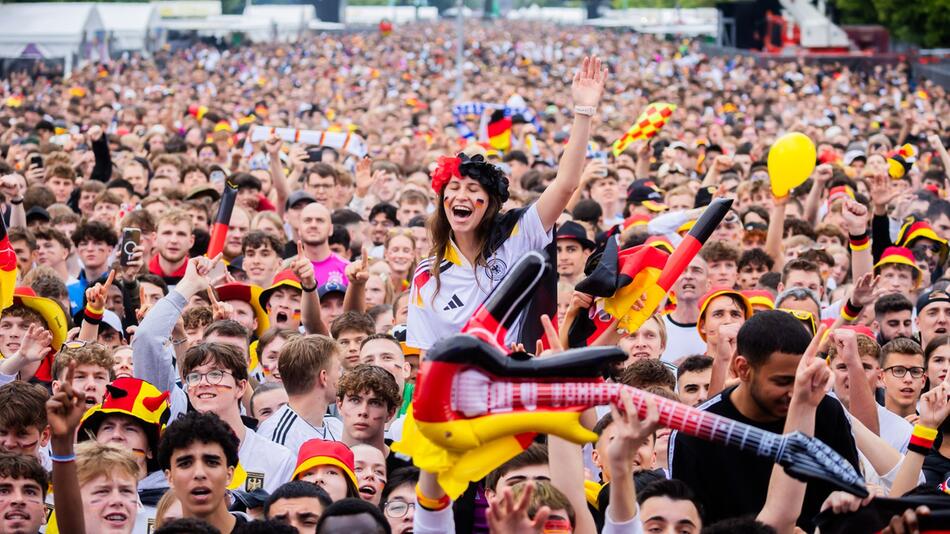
[923,449,950,486]
[385,439,412,475]
[670,386,860,532]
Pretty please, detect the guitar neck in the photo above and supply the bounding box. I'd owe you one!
[459,377,785,459]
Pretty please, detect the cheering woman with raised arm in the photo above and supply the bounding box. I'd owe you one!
[407,56,608,352]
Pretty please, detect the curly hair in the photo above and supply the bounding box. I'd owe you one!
[158,411,240,471]
[52,342,115,382]
[336,364,401,411]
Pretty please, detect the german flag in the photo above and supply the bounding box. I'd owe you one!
[0,217,16,309]
[206,181,238,259]
[575,198,732,333]
[486,109,512,152]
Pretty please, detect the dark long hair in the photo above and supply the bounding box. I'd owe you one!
[426,187,503,300]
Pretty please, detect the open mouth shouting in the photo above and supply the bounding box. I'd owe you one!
[102,511,130,527]
[190,486,213,505]
[358,484,377,500]
[450,205,473,222]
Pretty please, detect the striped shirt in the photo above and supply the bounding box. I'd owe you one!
[257,404,344,454]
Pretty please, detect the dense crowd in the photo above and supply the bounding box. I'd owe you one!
[0,19,947,534]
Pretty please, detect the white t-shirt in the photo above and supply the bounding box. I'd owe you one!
[407,203,552,350]
[238,427,296,493]
[660,314,706,364]
[257,404,344,455]
[877,403,913,454]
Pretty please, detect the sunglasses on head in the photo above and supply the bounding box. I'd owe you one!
[779,308,817,335]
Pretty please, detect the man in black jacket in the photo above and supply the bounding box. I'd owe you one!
[670,311,860,531]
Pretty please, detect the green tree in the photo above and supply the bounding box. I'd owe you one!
[835,0,950,48]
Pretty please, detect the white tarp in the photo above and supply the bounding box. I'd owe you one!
[0,3,106,70]
[74,3,163,52]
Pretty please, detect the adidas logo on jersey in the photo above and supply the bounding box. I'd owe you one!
[443,294,464,311]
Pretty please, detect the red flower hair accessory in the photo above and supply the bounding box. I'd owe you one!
[431,156,462,194]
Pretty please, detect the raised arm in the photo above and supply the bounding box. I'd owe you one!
[603,390,660,532]
[765,194,787,271]
[292,246,328,335]
[266,136,292,217]
[46,362,88,534]
[757,325,831,533]
[88,125,112,183]
[802,164,832,225]
[343,250,369,314]
[842,200,873,283]
[928,133,950,183]
[132,256,217,392]
[891,381,950,496]
[78,271,115,342]
[832,325,880,435]
[535,56,607,232]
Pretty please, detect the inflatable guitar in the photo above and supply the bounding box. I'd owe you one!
[395,249,868,500]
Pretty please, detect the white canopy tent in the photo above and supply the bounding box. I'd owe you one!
[244,4,315,41]
[0,3,106,74]
[93,3,164,53]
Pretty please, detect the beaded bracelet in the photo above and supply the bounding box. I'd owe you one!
[415,483,450,511]
[908,424,938,456]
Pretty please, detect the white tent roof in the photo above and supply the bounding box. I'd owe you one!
[0,3,104,59]
[94,3,161,35]
[244,4,315,26]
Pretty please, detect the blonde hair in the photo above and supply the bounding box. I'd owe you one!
[156,209,194,232]
[154,490,180,528]
[75,441,139,488]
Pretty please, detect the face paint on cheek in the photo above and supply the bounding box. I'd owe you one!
[542,519,572,533]
[475,198,486,207]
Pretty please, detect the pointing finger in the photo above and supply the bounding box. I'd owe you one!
[102,270,116,294]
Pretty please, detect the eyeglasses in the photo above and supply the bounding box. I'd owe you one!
[884,365,925,379]
[383,500,415,518]
[184,369,233,387]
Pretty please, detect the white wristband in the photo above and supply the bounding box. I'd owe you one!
[573,105,596,116]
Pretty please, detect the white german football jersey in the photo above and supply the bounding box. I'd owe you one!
[257,404,344,454]
[237,427,296,493]
[407,203,552,350]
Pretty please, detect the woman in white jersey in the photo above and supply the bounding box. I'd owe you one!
[407,56,608,352]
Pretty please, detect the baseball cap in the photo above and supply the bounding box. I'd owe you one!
[25,206,50,224]
[916,289,950,315]
[292,439,358,487]
[556,221,595,250]
[668,141,689,152]
[843,149,866,166]
[286,190,317,211]
[185,184,221,203]
[626,180,666,212]
[318,281,347,299]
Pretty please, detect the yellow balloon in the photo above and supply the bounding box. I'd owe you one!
[768,132,816,198]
